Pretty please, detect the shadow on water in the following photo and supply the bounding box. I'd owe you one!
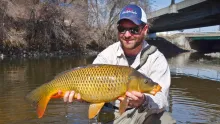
[147,37,188,58]
[189,39,220,53]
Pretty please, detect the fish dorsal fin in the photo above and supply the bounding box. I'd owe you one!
[54,66,85,79]
[54,64,100,79]
[37,96,51,118]
[88,102,105,119]
[119,96,129,115]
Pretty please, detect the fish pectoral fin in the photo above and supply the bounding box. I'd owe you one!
[37,96,51,118]
[88,102,105,119]
[119,96,129,115]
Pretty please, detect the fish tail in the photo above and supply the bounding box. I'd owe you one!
[25,83,56,118]
[36,95,51,118]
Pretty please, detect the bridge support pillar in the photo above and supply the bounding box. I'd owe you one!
[171,35,191,51]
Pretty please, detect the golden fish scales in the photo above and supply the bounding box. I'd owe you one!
[49,65,132,102]
[25,64,161,119]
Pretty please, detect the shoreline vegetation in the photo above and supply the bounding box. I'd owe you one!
[0,0,154,59]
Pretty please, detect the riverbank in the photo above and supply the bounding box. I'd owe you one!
[0,1,116,59]
[0,36,190,60]
[0,48,99,60]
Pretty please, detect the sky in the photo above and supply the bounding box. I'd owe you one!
[152,0,219,33]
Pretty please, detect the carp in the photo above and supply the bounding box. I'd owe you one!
[25,64,161,119]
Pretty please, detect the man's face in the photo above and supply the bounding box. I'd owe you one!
[117,20,148,50]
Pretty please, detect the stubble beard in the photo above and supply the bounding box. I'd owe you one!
[120,36,144,50]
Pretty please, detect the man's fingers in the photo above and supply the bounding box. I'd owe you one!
[126,92,138,100]
[126,91,146,108]
[58,90,62,95]
[63,91,84,103]
[68,91,75,102]
[76,93,81,100]
[131,91,143,98]
[64,91,70,102]
[118,97,124,101]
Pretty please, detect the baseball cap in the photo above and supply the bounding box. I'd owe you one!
[118,4,147,25]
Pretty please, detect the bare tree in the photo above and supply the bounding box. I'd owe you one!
[0,0,153,56]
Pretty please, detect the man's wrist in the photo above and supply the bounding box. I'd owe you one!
[138,95,148,112]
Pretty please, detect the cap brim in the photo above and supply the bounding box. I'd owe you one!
[117,17,142,25]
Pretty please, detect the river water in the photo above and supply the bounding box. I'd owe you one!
[0,52,220,124]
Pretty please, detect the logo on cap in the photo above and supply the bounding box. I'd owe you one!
[118,4,147,25]
[122,7,137,15]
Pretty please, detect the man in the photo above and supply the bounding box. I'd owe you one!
[60,4,175,124]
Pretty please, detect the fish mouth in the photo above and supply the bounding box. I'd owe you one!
[150,85,162,96]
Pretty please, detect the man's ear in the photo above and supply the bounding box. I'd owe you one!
[143,25,149,35]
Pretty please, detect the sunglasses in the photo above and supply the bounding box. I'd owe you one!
[117,26,143,35]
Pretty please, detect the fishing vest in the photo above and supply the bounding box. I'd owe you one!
[135,45,157,70]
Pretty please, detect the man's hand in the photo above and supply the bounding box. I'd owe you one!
[58,90,82,102]
[118,91,146,108]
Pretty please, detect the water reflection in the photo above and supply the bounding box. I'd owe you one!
[169,52,220,123]
[169,52,220,81]
[0,56,96,124]
[0,53,219,124]
[170,75,220,123]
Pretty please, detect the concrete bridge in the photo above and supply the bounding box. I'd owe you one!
[147,0,220,33]
[154,32,220,52]
[186,33,220,52]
